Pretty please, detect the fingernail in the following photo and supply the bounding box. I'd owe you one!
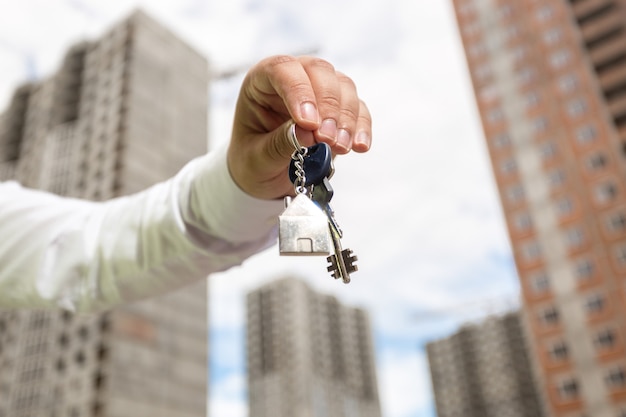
[300,102,318,123]
[337,128,351,151]
[354,131,371,149]
[319,119,337,141]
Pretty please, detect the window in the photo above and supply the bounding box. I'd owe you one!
[458,2,474,15]
[497,4,513,19]
[559,74,578,93]
[530,271,549,293]
[566,227,585,248]
[567,99,587,117]
[514,212,532,231]
[479,85,498,102]
[587,153,608,171]
[585,293,605,313]
[468,42,487,58]
[474,64,492,81]
[523,241,542,262]
[558,378,579,399]
[540,142,557,160]
[503,26,520,42]
[536,5,554,21]
[488,108,504,123]
[594,182,617,204]
[507,184,525,203]
[550,341,568,360]
[550,49,571,69]
[548,169,566,188]
[606,367,626,388]
[595,329,616,348]
[543,27,562,44]
[526,91,540,107]
[575,258,595,281]
[513,46,527,63]
[533,116,549,132]
[463,21,481,36]
[501,158,517,174]
[557,197,574,216]
[576,124,597,144]
[492,133,511,148]
[541,306,559,324]
[616,245,626,266]
[607,212,626,232]
[518,67,536,84]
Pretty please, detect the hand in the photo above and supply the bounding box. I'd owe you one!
[227,55,372,199]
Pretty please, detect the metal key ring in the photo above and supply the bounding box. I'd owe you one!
[288,122,306,155]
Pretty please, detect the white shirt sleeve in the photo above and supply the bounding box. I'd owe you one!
[0,146,284,312]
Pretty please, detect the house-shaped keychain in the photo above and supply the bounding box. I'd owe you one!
[278,194,331,256]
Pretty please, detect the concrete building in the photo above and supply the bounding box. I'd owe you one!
[246,277,381,417]
[0,10,209,417]
[427,311,544,417]
[451,0,626,416]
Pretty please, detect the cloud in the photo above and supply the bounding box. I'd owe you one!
[210,372,248,417]
[379,348,435,417]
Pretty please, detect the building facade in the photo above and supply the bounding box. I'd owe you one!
[451,0,626,416]
[246,277,381,417]
[0,11,209,417]
[427,311,544,417]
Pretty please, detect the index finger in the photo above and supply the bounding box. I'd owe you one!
[248,55,321,130]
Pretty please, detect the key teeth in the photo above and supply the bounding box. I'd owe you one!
[342,249,358,274]
[326,255,342,280]
[326,251,358,282]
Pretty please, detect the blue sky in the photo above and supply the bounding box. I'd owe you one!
[0,1,521,416]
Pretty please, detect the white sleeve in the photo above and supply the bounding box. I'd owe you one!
[0,146,284,312]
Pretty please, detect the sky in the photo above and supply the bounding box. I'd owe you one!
[0,1,521,416]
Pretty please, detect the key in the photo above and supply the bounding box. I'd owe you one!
[311,177,341,238]
[288,142,333,187]
[311,177,358,284]
[281,123,357,283]
[279,135,331,256]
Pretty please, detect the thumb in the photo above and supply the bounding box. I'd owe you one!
[265,121,316,164]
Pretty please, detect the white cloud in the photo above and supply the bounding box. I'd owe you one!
[379,350,434,417]
[210,372,248,417]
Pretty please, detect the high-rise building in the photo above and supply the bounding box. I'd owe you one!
[427,311,544,417]
[451,0,626,416]
[0,10,209,417]
[246,277,381,417]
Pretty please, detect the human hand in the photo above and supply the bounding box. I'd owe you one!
[227,55,372,199]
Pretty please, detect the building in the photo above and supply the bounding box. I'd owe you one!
[246,277,381,417]
[0,10,209,417]
[427,311,544,417]
[451,0,626,416]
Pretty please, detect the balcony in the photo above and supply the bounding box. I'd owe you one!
[588,32,626,70]
[572,0,616,26]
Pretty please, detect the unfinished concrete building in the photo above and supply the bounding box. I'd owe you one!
[246,277,382,417]
[0,10,209,417]
[427,311,545,417]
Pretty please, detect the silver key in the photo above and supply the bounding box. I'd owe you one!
[312,178,358,283]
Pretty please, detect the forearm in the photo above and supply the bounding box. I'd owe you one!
[0,147,283,312]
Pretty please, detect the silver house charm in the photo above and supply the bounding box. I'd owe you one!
[279,194,331,256]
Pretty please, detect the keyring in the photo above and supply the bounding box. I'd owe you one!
[288,122,303,153]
